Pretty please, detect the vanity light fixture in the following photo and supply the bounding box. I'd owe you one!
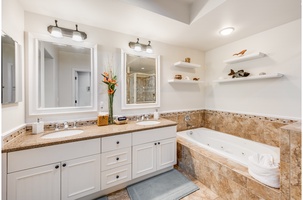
[134,38,142,52]
[219,27,235,36]
[47,20,87,41]
[129,38,153,53]
[72,25,83,42]
[50,20,63,38]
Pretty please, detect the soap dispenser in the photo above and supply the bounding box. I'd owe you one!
[97,101,109,126]
[154,109,159,120]
[32,118,44,134]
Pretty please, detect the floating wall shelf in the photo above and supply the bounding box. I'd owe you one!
[224,52,266,64]
[168,79,203,84]
[213,73,283,83]
[174,61,201,68]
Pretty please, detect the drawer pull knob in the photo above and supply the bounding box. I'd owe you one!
[116,157,119,161]
[62,163,67,167]
[116,141,120,144]
[55,165,59,169]
[158,142,160,145]
[154,143,157,145]
[116,175,119,179]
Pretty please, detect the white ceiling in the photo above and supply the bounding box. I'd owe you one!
[17,0,301,51]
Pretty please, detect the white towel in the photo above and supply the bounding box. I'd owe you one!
[248,153,280,188]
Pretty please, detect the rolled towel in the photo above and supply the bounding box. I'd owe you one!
[248,153,280,188]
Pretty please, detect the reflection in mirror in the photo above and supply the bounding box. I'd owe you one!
[38,41,91,108]
[126,54,156,104]
[27,32,97,116]
[121,50,160,109]
[1,32,22,104]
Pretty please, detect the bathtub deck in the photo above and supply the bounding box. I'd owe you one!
[106,166,223,200]
[177,136,281,200]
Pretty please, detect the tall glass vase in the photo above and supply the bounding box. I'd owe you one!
[108,93,114,124]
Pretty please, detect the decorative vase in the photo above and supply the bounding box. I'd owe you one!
[108,93,114,124]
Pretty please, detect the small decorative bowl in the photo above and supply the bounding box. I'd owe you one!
[174,74,182,80]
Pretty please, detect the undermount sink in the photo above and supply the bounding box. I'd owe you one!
[136,121,160,125]
[41,130,84,139]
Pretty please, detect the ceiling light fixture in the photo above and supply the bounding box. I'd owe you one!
[219,27,235,36]
[129,38,153,53]
[47,20,87,41]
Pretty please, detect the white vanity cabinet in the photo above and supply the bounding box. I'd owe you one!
[132,126,176,179]
[6,139,101,200]
[101,133,132,189]
[2,153,7,200]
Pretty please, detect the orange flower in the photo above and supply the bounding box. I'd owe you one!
[108,89,115,94]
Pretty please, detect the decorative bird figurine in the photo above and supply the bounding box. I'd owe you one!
[233,49,247,56]
[228,69,250,78]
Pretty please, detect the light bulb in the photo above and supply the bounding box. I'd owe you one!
[72,31,83,42]
[51,26,63,38]
[134,43,142,51]
[146,41,153,53]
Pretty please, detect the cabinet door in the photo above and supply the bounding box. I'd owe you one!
[2,153,7,200]
[157,138,176,170]
[7,163,61,200]
[132,142,157,179]
[61,154,100,200]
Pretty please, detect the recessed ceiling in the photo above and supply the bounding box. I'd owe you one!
[17,0,301,51]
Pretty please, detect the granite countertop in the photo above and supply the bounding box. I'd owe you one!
[2,118,177,153]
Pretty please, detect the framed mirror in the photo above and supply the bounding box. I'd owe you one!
[121,49,160,109]
[27,32,97,115]
[1,32,22,104]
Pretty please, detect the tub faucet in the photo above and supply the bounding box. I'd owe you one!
[185,115,194,129]
[186,122,195,129]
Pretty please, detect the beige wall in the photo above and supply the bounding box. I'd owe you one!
[205,19,301,119]
[24,12,205,123]
[2,0,25,134]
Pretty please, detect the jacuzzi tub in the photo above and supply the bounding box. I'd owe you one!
[177,128,280,167]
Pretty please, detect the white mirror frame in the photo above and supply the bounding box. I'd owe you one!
[1,31,22,104]
[26,32,98,116]
[121,49,160,110]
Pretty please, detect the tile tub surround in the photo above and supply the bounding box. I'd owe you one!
[280,122,301,200]
[177,136,281,200]
[203,110,297,148]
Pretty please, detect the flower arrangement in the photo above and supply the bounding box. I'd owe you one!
[102,70,118,124]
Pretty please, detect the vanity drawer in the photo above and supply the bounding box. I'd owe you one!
[101,147,131,171]
[132,126,176,145]
[101,133,131,152]
[8,139,100,173]
[101,164,131,190]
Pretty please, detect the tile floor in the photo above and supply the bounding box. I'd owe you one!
[106,167,223,200]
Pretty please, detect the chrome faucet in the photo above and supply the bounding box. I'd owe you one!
[73,121,77,129]
[185,114,194,129]
[145,114,150,120]
[63,121,69,130]
[55,123,60,131]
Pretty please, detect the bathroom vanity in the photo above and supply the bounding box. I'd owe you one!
[2,119,177,200]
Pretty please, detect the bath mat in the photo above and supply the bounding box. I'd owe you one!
[127,169,199,200]
[94,196,108,200]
